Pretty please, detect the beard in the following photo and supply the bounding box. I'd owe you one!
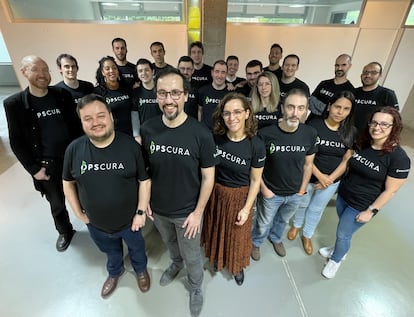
[87,126,114,143]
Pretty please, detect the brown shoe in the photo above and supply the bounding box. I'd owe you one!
[251,246,260,261]
[271,241,286,257]
[137,269,151,293]
[301,236,313,255]
[101,270,125,298]
[287,226,299,240]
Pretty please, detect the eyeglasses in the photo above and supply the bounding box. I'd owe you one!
[222,109,245,119]
[368,120,393,129]
[362,70,380,76]
[156,89,185,100]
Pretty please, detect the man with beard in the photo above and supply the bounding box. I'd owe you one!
[236,59,263,99]
[353,61,399,133]
[63,93,151,298]
[251,89,317,260]
[310,54,355,118]
[112,37,139,88]
[189,41,212,89]
[263,43,283,80]
[140,69,216,317]
[150,41,175,76]
[4,55,81,251]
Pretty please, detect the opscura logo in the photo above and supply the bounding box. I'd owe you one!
[80,160,125,175]
[149,141,190,156]
[204,96,221,105]
[269,143,276,154]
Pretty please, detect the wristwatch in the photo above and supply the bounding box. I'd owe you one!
[136,209,144,216]
[368,205,379,216]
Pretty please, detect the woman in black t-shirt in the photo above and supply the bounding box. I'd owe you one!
[320,107,410,279]
[201,93,265,286]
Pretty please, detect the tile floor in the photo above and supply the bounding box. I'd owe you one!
[1,86,414,317]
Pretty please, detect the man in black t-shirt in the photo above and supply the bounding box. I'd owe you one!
[177,56,199,119]
[251,89,317,260]
[225,55,246,90]
[63,94,151,298]
[263,43,283,80]
[236,59,263,99]
[112,37,139,89]
[4,55,81,252]
[354,62,399,134]
[150,41,175,77]
[141,69,216,317]
[189,41,212,89]
[55,53,94,104]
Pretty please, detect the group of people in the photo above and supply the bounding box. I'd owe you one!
[3,37,411,317]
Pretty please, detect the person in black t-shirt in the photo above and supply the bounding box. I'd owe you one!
[289,91,357,255]
[141,69,216,317]
[236,59,263,99]
[177,56,199,119]
[250,71,281,129]
[353,62,399,134]
[63,94,151,298]
[320,107,410,279]
[4,55,81,252]
[225,55,246,91]
[55,53,94,105]
[279,54,310,103]
[251,89,317,260]
[189,41,212,89]
[201,93,265,286]
[263,43,283,80]
[150,41,175,77]
[112,37,139,89]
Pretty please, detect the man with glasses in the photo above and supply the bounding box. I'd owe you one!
[354,61,399,133]
[4,55,81,251]
[140,68,216,317]
[177,56,199,119]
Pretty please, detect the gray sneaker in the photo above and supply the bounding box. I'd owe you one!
[159,263,182,286]
[189,288,203,317]
[251,246,260,261]
[272,241,286,257]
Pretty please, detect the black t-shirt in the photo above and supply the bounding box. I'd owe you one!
[30,93,71,158]
[338,146,410,211]
[118,62,139,89]
[132,85,162,124]
[279,78,310,102]
[55,80,94,105]
[354,86,399,134]
[185,86,200,119]
[307,118,350,183]
[311,79,355,106]
[214,134,266,188]
[235,84,252,98]
[198,84,229,130]
[255,108,279,129]
[141,116,217,218]
[226,76,246,86]
[63,132,149,233]
[192,64,213,89]
[153,63,176,78]
[94,86,133,135]
[263,66,282,80]
[258,123,317,195]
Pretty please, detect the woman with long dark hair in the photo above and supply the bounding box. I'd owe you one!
[201,92,265,286]
[288,91,357,255]
[319,107,410,278]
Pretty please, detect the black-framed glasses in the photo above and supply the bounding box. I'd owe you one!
[368,120,393,129]
[222,109,245,119]
[156,89,184,100]
[362,70,380,76]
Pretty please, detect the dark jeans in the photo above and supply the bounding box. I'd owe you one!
[87,223,148,277]
[36,159,72,235]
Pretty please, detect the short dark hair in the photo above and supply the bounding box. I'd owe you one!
[56,53,78,69]
[76,93,111,117]
[226,55,239,63]
[112,37,127,47]
[213,59,227,70]
[283,88,309,106]
[245,59,263,71]
[270,43,283,53]
[178,56,194,65]
[136,58,154,71]
[189,41,204,54]
[366,61,383,74]
[155,68,191,94]
[150,41,165,51]
[283,54,300,66]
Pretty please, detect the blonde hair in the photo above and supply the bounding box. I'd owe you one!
[251,71,280,114]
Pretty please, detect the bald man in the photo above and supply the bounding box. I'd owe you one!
[4,55,82,251]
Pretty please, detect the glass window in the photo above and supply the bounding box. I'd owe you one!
[227,0,365,25]
[6,0,184,22]
[405,2,414,26]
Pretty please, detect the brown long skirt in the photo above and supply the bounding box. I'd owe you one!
[201,182,252,275]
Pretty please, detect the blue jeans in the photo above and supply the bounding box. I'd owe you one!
[252,192,304,247]
[331,195,366,263]
[87,224,147,277]
[154,213,203,290]
[293,181,340,238]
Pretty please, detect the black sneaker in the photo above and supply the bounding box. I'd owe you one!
[234,269,244,286]
[189,288,203,317]
[159,263,182,286]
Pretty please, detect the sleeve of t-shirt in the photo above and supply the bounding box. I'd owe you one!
[134,142,150,181]
[388,147,411,179]
[62,141,75,181]
[306,126,318,155]
[199,129,218,168]
[251,136,266,168]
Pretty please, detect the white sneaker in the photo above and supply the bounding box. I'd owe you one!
[318,246,347,261]
[322,259,341,279]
